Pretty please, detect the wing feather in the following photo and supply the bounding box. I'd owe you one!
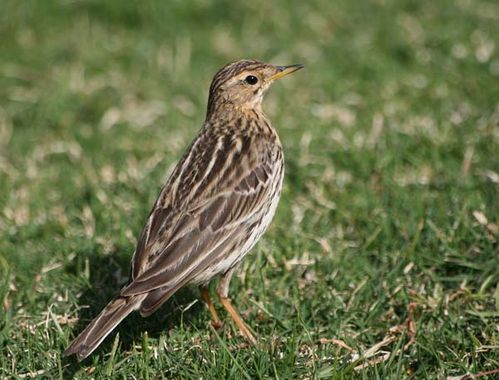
[123,131,278,297]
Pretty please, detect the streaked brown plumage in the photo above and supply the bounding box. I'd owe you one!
[64,59,303,361]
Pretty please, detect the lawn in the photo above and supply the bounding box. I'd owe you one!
[1,0,498,378]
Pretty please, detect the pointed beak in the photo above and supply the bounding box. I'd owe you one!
[269,64,304,81]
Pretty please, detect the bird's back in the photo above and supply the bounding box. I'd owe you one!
[129,108,284,291]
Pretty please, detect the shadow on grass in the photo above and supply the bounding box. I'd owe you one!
[62,248,206,376]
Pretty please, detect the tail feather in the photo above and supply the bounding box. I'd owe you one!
[64,295,145,361]
[139,277,193,317]
[139,287,177,317]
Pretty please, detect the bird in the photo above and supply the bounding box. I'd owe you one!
[64,59,303,361]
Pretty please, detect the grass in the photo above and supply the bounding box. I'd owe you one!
[1,0,498,378]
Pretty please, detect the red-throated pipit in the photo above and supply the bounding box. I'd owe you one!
[64,59,303,361]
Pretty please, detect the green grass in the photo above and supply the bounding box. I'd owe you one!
[1,0,498,378]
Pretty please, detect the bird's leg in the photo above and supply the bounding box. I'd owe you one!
[200,286,223,329]
[216,267,257,345]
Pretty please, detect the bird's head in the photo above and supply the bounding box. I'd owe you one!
[207,59,303,115]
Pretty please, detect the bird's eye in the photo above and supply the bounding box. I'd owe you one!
[245,75,258,85]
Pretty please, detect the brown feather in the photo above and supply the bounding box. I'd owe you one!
[63,294,146,361]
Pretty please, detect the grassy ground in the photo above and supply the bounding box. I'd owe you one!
[1,0,498,378]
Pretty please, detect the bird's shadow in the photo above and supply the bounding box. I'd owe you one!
[62,248,207,375]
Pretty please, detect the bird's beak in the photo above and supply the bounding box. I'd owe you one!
[269,64,304,81]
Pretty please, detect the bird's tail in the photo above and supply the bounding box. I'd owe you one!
[64,294,146,361]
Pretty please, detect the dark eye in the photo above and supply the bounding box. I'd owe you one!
[245,75,258,85]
